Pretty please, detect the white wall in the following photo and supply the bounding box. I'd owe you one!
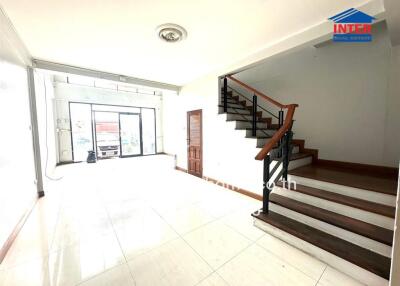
[34,73,58,178]
[0,8,37,250]
[384,45,400,167]
[236,23,398,167]
[53,82,164,162]
[163,74,263,194]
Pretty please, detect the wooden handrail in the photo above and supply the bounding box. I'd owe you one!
[255,104,298,160]
[227,75,290,109]
[224,75,298,161]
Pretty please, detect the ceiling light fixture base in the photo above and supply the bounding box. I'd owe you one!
[156,23,187,43]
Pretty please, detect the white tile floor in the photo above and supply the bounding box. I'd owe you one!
[0,155,365,286]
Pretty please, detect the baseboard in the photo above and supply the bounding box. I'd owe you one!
[159,152,176,157]
[175,166,262,201]
[316,159,399,178]
[56,161,74,166]
[57,153,168,166]
[175,166,188,173]
[0,196,38,264]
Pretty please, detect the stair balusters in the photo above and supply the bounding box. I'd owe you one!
[220,75,297,214]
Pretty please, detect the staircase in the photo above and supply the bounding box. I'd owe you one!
[219,77,314,172]
[219,75,397,286]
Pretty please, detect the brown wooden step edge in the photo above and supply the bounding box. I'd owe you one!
[276,182,396,218]
[223,111,264,118]
[289,153,312,161]
[252,210,391,280]
[288,165,397,196]
[221,100,241,104]
[220,104,245,109]
[269,193,393,246]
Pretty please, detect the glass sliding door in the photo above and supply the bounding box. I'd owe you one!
[141,108,156,155]
[94,112,120,159]
[119,113,142,157]
[70,103,94,162]
[69,102,156,162]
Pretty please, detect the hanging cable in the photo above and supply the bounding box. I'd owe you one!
[43,76,63,181]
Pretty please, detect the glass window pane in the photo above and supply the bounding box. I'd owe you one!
[94,112,120,159]
[120,114,141,156]
[70,103,93,162]
[142,108,156,155]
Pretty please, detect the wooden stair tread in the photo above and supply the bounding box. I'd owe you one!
[270,193,394,245]
[290,153,312,161]
[247,136,271,139]
[269,193,393,246]
[252,211,391,279]
[231,119,268,123]
[276,182,396,218]
[224,111,251,115]
[289,165,397,195]
[222,96,239,101]
[245,127,274,130]
[221,100,241,104]
[244,126,279,131]
[220,90,233,95]
[248,133,275,137]
[218,105,247,110]
[223,110,263,117]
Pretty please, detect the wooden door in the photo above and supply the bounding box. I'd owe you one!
[187,110,202,177]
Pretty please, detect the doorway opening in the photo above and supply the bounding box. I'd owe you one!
[187,110,203,177]
[69,102,156,162]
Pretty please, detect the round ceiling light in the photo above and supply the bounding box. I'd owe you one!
[156,23,187,43]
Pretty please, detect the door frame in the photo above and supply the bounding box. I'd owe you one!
[68,101,158,163]
[69,102,95,162]
[187,109,203,177]
[118,112,143,158]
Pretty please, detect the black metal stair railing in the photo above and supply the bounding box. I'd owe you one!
[221,75,296,214]
[226,85,280,120]
[223,77,228,113]
[221,78,281,139]
[262,128,293,212]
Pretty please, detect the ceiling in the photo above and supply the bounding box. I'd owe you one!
[1,0,373,86]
